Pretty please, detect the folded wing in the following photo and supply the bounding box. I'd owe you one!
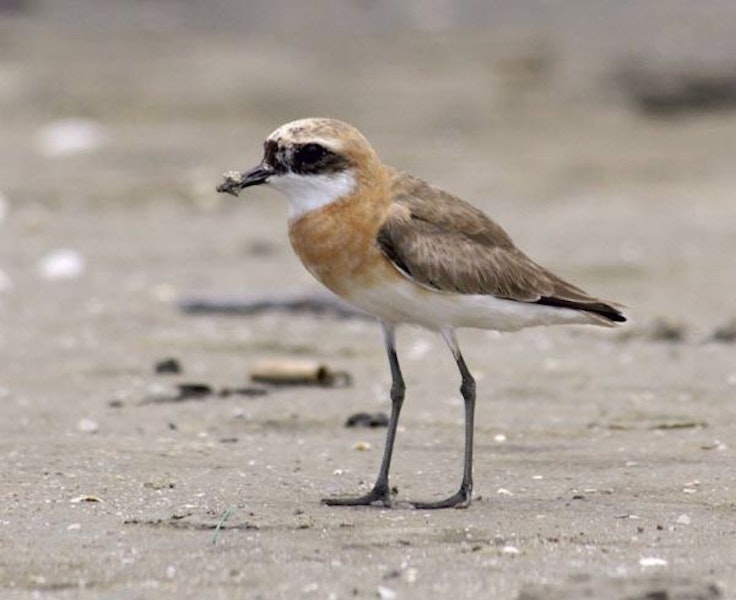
[376,170,625,323]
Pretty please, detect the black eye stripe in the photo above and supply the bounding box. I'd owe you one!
[290,143,349,175]
[294,143,327,164]
[262,140,349,175]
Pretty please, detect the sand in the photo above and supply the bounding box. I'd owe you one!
[2,4,736,598]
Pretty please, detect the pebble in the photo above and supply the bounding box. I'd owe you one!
[345,412,389,428]
[70,495,103,503]
[639,556,668,568]
[154,358,182,375]
[377,586,397,600]
[77,418,99,433]
[37,118,107,157]
[39,249,85,280]
[676,514,691,525]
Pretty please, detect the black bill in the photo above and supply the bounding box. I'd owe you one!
[216,163,274,196]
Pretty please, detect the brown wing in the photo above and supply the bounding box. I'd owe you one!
[376,170,625,322]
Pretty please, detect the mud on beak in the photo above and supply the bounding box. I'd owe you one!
[216,163,274,197]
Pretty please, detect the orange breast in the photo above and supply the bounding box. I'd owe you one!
[288,198,396,299]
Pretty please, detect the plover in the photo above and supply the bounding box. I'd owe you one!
[217,118,625,509]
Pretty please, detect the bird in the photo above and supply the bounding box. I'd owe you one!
[217,117,625,509]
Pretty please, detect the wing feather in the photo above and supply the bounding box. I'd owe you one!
[377,170,625,323]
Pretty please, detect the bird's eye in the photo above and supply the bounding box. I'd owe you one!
[290,142,345,175]
[295,143,327,165]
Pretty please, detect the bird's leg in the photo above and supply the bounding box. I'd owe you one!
[322,323,405,507]
[412,329,475,509]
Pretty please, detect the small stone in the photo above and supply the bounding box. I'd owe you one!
[154,358,182,375]
[345,412,389,428]
[77,418,99,433]
[70,495,103,503]
[682,479,700,494]
[39,249,85,280]
[175,383,213,400]
[639,556,668,568]
[377,586,397,600]
[143,479,175,490]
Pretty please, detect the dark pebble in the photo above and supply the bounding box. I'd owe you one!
[155,358,182,375]
[176,383,213,399]
[345,412,390,428]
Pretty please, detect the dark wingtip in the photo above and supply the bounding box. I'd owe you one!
[536,296,626,323]
[608,310,627,323]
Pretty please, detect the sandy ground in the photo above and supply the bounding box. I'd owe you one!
[2,4,736,599]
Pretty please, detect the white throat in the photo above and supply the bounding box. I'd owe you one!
[269,170,357,220]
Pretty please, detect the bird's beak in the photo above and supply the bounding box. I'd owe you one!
[216,163,274,197]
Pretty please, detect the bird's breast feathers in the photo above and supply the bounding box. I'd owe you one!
[287,193,397,297]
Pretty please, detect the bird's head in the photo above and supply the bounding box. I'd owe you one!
[217,118,381,219]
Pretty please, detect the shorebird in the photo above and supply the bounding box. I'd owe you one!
[217,118,625,509]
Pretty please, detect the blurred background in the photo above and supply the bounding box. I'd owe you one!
[2,0,736,333]
[2,5,736,596]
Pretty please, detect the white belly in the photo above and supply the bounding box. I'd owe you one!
[346,278,600,332]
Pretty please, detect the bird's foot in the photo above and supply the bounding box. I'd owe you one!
[321,484,391,507]
[410,485,472,510]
